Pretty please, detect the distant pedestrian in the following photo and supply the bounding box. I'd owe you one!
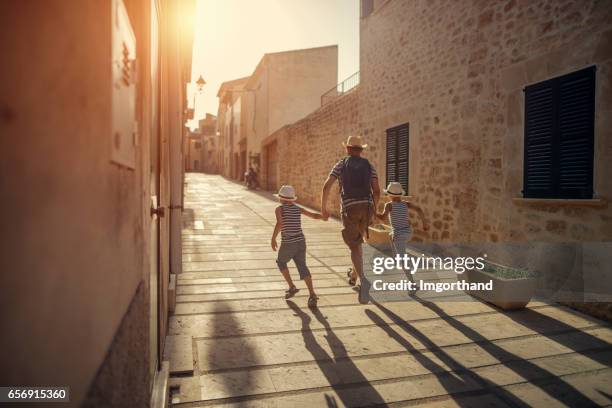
[321,135,380,304]
[271,185,323,308]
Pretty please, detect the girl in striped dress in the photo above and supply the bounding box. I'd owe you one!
[377,182,429,264]
[271,185,323,308]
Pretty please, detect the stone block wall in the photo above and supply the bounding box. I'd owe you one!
[260,0,612,315]
[265,1,612,244]
[263,89,362,216]
[358,0,612,245]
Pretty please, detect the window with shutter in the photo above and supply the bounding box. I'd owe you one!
[386,123,409,193]
[523,66,595,199]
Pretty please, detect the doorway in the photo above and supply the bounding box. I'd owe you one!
[266,141,278,191]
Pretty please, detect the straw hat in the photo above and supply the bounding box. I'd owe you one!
[384,182,405,196]
[275,185,297,201]
[342,135,368,149]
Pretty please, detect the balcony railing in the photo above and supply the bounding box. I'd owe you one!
[321,71,360,106]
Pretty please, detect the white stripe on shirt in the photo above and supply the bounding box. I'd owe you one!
[280,204,305,243]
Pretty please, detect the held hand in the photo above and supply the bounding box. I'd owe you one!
[271,238,278,251]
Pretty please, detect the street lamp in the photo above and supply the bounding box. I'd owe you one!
[196,75,206,91]
[190,74,206,123]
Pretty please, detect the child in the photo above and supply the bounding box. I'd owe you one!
[377,182,428,273]
[271,185,323,308]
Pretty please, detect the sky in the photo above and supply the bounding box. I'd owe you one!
[187,0,359,129]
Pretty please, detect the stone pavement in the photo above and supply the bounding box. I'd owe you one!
[167,173,612,407]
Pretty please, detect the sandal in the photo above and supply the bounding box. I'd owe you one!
[347,268,357,286]
[284,286,300,299]
[308,295,319,308]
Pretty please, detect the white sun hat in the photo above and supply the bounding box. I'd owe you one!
[275,185,297,201]
[342,135,368,149]
[384,182,405,196]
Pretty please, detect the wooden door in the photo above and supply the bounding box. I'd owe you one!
[149,0,162,374]
[266,142,278,191]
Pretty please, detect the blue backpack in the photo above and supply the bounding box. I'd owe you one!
[340,156,372,200]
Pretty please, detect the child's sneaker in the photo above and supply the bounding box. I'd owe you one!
[285,286,299,299]
[307,295,318,308]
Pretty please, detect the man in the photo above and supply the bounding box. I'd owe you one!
[321,135,380,304]
[245,166,259,189]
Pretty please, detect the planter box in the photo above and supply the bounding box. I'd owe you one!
[464,268,536,310]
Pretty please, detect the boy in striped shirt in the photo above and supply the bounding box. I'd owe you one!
[271,185,324,308]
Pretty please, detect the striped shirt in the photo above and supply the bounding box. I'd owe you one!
[389,201,412,236]
[329,158,378,212]
[280,203,305,243]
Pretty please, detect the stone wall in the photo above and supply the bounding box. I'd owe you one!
[263,89,361,216]
[359,0,612,245]
[265,1,612,245]
[247,46,339,176]
[82,282,151,408]
[262,0,612,314]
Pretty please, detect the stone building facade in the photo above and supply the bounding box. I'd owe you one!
[262,89,361,211]
[358,0,612,245]
[245,45,339,181]
[216,77,249,179]
[210,46,338,183]
[262,0,612,301]
[1,0,196,406]
[186,113,217,172]
[265,0,612,242]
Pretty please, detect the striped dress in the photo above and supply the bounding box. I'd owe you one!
[390,201,412,238]
[280,204,305,243]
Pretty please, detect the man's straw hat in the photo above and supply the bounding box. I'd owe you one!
[342,135,367,149]
[275,185,297,201]
[384,182,405,196]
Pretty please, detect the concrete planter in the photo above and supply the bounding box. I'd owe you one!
[465,267,536,310]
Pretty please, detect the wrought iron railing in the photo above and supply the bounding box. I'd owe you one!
[321,71,360,106]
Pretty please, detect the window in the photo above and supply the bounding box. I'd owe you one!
[361,0,374,18]
[386,123,409,193]
[523,66,595,199]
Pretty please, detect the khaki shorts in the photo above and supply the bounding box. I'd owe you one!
[341,203,372,248]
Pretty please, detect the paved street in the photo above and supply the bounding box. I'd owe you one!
[168,173,612,407]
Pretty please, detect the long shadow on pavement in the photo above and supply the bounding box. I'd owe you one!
[502,306,612,366]
[365,303,528,407]
[286,300,386,407]
[369,299,602,407]
[205,302,262,406]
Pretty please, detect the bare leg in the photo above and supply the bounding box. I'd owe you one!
[280,268,295,289]
[350,262,358,281]
[350,244,364,282]
[303,276,316,296]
